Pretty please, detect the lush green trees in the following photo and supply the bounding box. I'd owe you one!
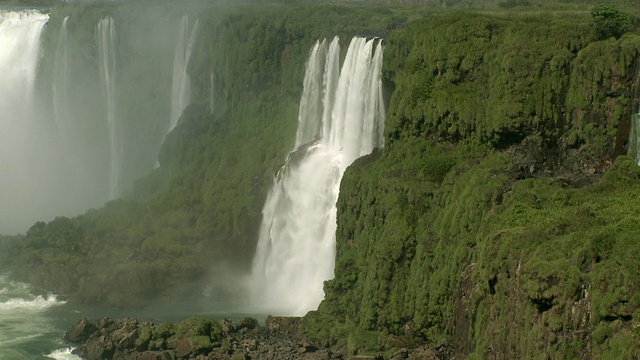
[591,4,630,40]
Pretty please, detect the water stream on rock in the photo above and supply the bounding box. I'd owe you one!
[97,16,120,199]
[169,15,199,133]
[631,105,640,165]
[250,36,385,315]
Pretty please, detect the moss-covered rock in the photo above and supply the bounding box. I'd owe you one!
[305,9,640,359]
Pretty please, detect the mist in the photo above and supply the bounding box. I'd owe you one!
[0,7,196,235]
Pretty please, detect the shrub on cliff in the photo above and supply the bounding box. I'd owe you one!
[592,4,630,40]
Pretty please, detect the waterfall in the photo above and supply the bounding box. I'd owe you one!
[250,36,385,315]
[169,15,199,133]
[210,72,215,115]
[0,10,188,235]
[97,17,119,199]
[53,17,70,154]
[631,105,640,165]
[294,39,328,148]
[0,10,49,234]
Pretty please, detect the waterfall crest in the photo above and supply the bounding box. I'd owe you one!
[169,15,199,133]
[250,36,385,315]
[53,17,71,159]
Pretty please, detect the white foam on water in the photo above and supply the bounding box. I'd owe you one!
[46,347,82,360]
[0,274,73,358]
[0,293,66,312]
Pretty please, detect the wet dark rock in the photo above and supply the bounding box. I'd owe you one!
[65,318,98,343]
[236,317,259,331]
[66,316,438,360]
[174,337,193,358]
[264,316,300,335]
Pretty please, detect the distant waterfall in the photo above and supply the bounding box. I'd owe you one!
[0,10,48,143]
[210,72,215,115]
[97,17,119,199]
[0,10,49,234]
[53,17,70,151]
[630,105,640,165]
[251,36,385,315]
[0,10,188,235]
[169,15,199,132]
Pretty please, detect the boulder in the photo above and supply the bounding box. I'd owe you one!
[265,316,301,335]
[65,318,98,343]
[236,317,259,331]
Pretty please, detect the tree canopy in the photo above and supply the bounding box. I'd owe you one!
[591,4,630,40]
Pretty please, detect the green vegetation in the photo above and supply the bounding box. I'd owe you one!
[4,1,640,358]
[300,8,640,359]
[8,2,415,308]
[592,4,631,40]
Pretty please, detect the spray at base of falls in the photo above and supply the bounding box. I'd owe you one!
[250,36,385,316]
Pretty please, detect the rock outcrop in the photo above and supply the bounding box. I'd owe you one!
[66,316,439,360]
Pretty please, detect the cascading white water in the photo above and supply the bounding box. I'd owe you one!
[251,36,385,315]
[0,10,49,234]
[0,9,193,235]
[53,17,71,156]
[97,17,120,199]
[169,15,199,132]
[0,273,79,359]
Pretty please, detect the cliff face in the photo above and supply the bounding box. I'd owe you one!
[304,11,640,359]
[6,3,640,358]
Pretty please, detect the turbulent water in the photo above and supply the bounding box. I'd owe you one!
[251,36,385,315]
[0,274,80,359]
[0,273,248,359]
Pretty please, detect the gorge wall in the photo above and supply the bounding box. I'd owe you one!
[3,2,640,359]
[3,3,402,308]
[304,11,640,359]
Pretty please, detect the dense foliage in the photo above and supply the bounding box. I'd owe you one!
[4,1,640,358]
[301,9,640,359]
[592,4,631,40]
